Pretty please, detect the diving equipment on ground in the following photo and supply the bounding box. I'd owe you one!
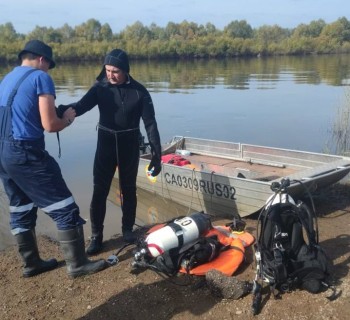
[143,212,212,258]
[131,212,212,275]
[251,178,335,315]
[131,211,254,277]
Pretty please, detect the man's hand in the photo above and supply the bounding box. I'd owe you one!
[56,104,71,118]
[62,107,76,127]
[39,95,75,132]
[148,156,161,177]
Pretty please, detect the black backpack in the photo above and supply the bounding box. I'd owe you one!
[252,178,333,314]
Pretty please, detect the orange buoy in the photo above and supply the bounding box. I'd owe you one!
[179,226,253,276]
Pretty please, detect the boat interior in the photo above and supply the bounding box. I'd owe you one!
[140,136,350,182]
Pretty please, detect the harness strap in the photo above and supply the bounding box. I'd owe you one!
[56,132,61,158]
[297,202,318,245]
[227,244,245,255]
[168,222,184,247]
[5,69,37,108]
[0,69,38,141]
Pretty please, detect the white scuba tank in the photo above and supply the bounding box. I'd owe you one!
[145,212,212,258]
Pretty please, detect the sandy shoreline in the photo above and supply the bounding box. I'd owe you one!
[0,183,350,320]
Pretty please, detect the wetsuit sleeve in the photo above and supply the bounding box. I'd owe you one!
[57,84,99,117]
[142,92,161,160]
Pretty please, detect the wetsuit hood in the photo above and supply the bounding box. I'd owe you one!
[96,49,130,81]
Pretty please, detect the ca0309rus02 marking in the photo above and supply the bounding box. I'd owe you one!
[164,173,236,200]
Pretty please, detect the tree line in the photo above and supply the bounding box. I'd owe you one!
[1,17,350,63]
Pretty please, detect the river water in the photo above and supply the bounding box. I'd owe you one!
[1,55,350,250]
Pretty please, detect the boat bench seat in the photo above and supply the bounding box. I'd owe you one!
[186,153,296,181]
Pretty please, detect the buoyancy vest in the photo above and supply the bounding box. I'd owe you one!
[178,226,254,276]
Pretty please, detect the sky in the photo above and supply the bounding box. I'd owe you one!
[0,0,349,34]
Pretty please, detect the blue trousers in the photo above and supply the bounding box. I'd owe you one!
[0,138,85,233]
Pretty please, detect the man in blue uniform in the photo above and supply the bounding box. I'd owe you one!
[0,40,107,278]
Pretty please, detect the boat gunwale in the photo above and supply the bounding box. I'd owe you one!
[173,135,350,161]
[139,136,350,188]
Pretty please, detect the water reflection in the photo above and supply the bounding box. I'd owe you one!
[54,55,350,90]
[0,176,190,251]
[108,178,189,227]
[2,55,350,91]
[1,55,350,250]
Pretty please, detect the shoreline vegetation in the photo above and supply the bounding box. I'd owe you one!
[1,17,350,63]
[326,88,350,156]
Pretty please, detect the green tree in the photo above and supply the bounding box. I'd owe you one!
[1,17,350,62]
[149,23,166,40]
[0,22,19,42]
[178,20,201,40]
[26,26,62,43]
[100,23,113,41]
[293,19,326,38]
[121,21,151,42]
[321,17,350,43]
[255,24,291,53]
[204,22,218,36]
[74,19,111,41]
[165,22,180,39]
[224,20,253,39]
[56,23,75,43]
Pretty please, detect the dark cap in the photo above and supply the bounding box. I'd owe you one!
[18,40,56,69]
[104,49,130,73]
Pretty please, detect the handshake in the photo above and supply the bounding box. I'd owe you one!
[56,104,74,118]
[56,104,76,127]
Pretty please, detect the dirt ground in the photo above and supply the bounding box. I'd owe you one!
[0,183,349,320]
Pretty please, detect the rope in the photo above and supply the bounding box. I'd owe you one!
[209,171,215,213]
[96,123,139,209]
[187,168,196,215]
[97,123,139,135]
[188,168,205,214]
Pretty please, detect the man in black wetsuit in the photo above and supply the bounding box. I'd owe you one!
[58,49,161,254]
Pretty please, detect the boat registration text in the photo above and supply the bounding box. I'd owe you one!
[164,173,236,200]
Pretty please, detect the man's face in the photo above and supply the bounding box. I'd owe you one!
[105,65,126,85]
[39,56,50,72]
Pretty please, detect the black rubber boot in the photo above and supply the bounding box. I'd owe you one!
[86,235,103,256]
[15,229,58,277]
[88,196,106,256]
[122,230,136,244]
[58,226,107,278]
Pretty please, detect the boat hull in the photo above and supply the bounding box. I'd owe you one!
[130,137,350,218]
